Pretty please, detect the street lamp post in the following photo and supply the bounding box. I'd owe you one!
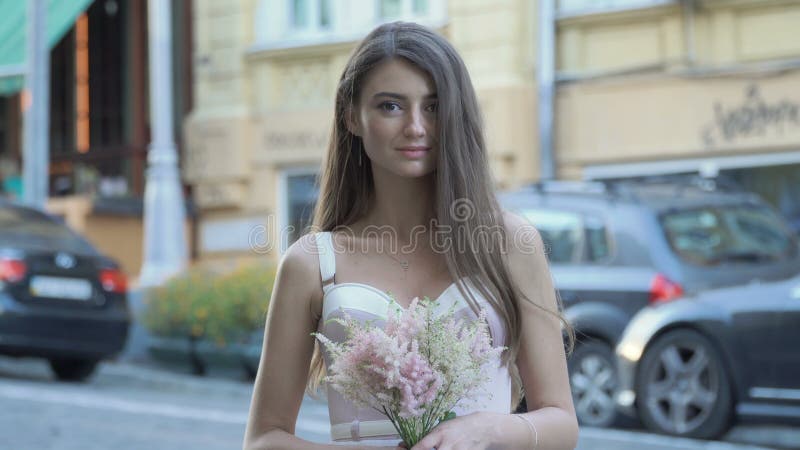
[537,0,556,181]
[139,0,187,287]
[22,0,50,208]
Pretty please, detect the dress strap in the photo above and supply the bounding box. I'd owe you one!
[315,231,336,294]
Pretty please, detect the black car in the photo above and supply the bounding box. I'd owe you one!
[498,178,800,426]
[0,201,130,381]
[615,275,800,439]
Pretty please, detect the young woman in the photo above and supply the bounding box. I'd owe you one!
[244,22,578,450]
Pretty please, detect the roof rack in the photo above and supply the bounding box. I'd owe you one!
[606,174,745,196]
[529,180,609,195]
[524,174,747,202]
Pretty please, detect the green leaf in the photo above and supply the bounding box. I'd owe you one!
[441,411,456,422]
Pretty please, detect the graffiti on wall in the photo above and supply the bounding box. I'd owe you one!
[701,84,800,147]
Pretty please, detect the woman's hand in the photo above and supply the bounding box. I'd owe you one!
[410,412,501,450]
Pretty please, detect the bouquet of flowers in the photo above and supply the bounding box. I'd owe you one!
[313,297,505,447]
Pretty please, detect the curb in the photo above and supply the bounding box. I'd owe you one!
[99,360,253,397]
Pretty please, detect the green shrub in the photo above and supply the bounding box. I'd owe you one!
[142,261,277,348]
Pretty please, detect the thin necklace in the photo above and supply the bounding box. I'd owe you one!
[379,236,411,277]
[385,251,410,276]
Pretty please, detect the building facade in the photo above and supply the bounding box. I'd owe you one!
[555,0,800,229]
[187,0,800,262]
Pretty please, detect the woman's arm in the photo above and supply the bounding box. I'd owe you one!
[502,210,579,449]
[411,212,579,450]
[243,234,398,450]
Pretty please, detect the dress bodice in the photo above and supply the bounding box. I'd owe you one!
[313,232,512,444]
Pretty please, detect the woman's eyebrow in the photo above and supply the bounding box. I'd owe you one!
[372,92,438,100]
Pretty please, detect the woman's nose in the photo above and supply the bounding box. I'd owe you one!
[404,109,427,138]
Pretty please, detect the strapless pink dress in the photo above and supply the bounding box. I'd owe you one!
[313,232,512,446]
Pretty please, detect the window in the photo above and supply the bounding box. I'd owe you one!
[290,0,331,31]
[660,204,797,266]
[0,96,21,200]
[379,0,428,19]
[518,208,611,264]
[50,27,76,156]
[278,169,319,251]
[557,0,673,16]
[253,0,445,49]
[584,215,611,262]
[725,164,800,237]
[0,98,7,154]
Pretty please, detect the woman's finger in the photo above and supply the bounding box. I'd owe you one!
[411,432,442,450]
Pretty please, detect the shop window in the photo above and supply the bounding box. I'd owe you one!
[87,2,125,149]
[47,0,127,197]
[557,0,674,16]
[0,98,6,154]
[725,164,800,237]
[50,28,76,156]
[0,97,22,200]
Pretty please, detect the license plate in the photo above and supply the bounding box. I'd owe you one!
[29,276,93,301]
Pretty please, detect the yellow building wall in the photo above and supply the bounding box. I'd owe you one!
[554,0,800,178]
[557,0,800,75]
[449,0,540,189]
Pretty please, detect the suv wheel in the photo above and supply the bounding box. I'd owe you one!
[569,340,619,427]
[636,329,732,439]
[49,358,98,382]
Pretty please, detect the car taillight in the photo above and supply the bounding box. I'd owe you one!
[0,257,27,283]
[649,274,683,304]
[99,268,127,293]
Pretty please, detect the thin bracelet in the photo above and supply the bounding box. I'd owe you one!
[515,414,539,450]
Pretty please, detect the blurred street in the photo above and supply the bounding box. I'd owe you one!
[2,1,800,449]
[0,356,797,450]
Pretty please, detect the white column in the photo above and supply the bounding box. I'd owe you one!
[140,0,188,287]
[22,0,50,208]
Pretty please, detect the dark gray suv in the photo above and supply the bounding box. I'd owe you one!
[498,178,800,427]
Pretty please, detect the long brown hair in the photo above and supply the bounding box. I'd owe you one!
[307,21,573,409]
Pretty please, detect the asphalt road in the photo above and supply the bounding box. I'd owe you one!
[0,357,796,450]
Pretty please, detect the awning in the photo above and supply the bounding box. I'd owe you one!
[0,0,94,96]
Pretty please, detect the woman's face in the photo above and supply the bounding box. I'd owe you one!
[351,58,438,178]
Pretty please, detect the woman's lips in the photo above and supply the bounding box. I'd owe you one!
[397,146,430,159]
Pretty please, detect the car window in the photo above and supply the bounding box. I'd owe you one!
[584,215,611,262]
[660,204,797,266]
[517,208,610,263]
[0,207,96,253]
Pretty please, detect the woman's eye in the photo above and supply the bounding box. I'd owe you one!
[426,103,438,113]
[379,102,401,112]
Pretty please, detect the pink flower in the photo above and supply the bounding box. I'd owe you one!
[313,296,506,447]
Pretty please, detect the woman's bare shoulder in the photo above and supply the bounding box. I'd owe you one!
[500,209,543,246]
[276,233,324,305]
[499,209,550,276]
